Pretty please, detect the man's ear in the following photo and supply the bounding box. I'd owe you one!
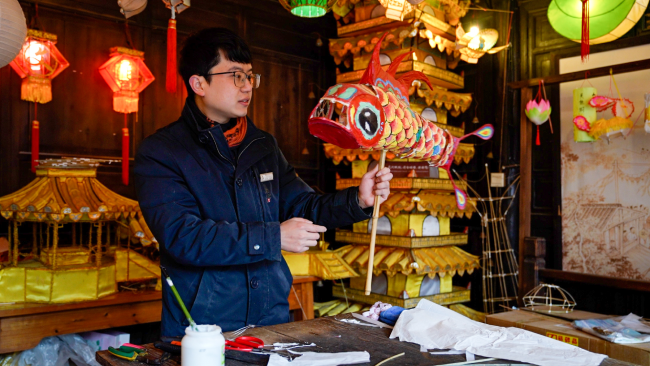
[189,75,206,96]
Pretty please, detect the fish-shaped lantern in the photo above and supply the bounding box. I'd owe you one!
[308,33,494,209]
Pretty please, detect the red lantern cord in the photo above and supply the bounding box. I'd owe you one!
[122,114,129,186]
[31,103,39,172]
[166,7,177,93]
[581,0,590,62]
[536,125,540,146]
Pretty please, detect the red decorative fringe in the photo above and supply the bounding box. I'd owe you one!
[166,19,177,93]
[31,120,39,173]
[122,128,129,186]
[581,0,589,62]
[536,125,541,146]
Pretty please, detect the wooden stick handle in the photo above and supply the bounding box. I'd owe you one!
[365,150,387,295]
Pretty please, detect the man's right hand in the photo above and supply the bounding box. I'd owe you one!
[280,218,327,253]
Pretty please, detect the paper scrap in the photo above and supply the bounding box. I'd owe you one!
[268,351,370,366]
[339,318,380,327]
[390,299,608,366]
[429,350,466,355]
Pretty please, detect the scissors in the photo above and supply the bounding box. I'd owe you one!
[225,336,265,352]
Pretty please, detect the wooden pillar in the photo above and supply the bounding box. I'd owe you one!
[32,222,38,256]
[52,223,59,270]
[12,221,19,266]
[518,86,533,303]
[7,222,12,265]
[521,237,546,297]
[96,222,102,267]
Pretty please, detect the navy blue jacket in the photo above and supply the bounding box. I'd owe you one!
[134,103,371,337]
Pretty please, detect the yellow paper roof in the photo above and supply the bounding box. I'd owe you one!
[336,244,479,278]
[335,230,468,249]
[329,26,412,65]
[380,191,475,218]
[409,82,473,116]
[0,159,156,246]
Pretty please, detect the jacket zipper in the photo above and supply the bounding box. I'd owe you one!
[208,132,235,169]
[237,137,264,161]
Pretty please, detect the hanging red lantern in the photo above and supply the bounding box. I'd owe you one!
[10,29,69,173]
[99,47,154,114]
[9,29,69,103]
[99,47,154,185]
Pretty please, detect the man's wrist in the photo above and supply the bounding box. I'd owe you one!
[357,190,368,209]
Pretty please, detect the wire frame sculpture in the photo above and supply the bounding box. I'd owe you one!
[523,283,577,314]
[456,165,520,314]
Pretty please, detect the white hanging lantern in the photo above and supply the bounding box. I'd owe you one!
[0,0,27,68]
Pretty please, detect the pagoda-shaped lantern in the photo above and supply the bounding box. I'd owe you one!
[0,159,161,304]
[9,29,69,104]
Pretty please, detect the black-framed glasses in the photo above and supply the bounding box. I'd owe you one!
[204,71,261,89]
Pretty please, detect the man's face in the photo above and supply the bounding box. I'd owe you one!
[195,50,253,123]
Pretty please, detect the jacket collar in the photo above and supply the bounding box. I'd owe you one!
[181,100,272,176]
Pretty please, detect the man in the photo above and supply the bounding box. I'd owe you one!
[133,28,393,337]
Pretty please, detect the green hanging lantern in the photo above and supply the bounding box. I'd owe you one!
[548,0,648,45]
[279,0,336,18]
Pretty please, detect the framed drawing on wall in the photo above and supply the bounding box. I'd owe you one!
[560,44,650,282]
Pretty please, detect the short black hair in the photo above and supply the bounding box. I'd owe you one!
[179,27,252,96]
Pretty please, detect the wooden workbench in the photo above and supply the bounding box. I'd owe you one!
[96,313,636,366]
[0,276,319,354]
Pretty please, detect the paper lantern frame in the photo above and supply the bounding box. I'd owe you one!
[548,0,649,45]
[279,0,337,18]
[98,47,154,114]
[9,29,69,104]
[0,0,27,68]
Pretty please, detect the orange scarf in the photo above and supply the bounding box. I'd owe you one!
[222,117,247,147]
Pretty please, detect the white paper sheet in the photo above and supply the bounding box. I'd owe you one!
[267,351,370,366]
[620,313,650,334]
[389,299,608,366]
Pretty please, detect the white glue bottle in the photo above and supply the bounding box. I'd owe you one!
[181,324,225,365]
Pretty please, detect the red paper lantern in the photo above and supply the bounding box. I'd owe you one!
[99,47,154,186]
[9,29,69,104]
[99,47,154,114]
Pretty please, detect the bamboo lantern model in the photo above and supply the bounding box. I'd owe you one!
[312,1,489,314]
[0,159,161,304]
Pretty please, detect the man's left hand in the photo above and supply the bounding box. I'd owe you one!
[358,165,393,209]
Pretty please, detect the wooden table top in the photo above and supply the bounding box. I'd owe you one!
[96,313,637,366]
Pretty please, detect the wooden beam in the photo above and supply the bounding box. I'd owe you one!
[508,58,650,89]
[518,87,533,304]
[540,268,650,293]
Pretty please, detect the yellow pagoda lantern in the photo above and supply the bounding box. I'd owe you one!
[0,159,161,304]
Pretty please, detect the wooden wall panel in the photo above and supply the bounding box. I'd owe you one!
[0,0,336,200]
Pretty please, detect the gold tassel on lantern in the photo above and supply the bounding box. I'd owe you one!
[22,77,52,103]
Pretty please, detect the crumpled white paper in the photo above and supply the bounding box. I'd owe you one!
[267,351,370,366]
[389,299,607,366]
[619,313,650,334]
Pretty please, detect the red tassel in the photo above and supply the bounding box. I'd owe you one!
[536,125,541,146]
[581,0,589,62]
[122,127,129,185]
[166,19,177,93]
[31,120,39,172]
